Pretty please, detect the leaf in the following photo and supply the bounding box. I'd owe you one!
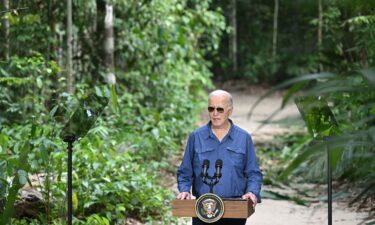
[248,72,336,120]
[30,124,37,138]
[280,132,374,180]
[40,143,49,164]
[0,134,9,151]
[17,170,28,185]
[72,192,78,210]
[261,190,308,206]
[95,86,103,97]
[111,84,119,113]
[360,68,375,87]
[151,128,160,139]
[349,181,375,206]
[18,141,31,170]
[319,191,351,202]
[46,68,52,74]
[281,82,306,108]
[84,201,96,209]
[103,177,111,183]
[36,77,43,88]
[279,141,321,180]
[49,105,59,118]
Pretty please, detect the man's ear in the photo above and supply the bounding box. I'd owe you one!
[228,107,233,116]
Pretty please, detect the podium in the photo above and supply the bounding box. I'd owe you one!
[172,199,254,218]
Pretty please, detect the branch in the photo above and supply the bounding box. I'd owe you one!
[0,7,28,15]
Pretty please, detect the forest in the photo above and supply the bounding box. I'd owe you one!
[0,0,374,224]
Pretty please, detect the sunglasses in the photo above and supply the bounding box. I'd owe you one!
[208,106,225,113]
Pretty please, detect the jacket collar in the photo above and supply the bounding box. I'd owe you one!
[205,119,234,140]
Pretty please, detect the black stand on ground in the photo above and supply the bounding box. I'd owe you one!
[59,93,108,225]
[294,96,338,225]
[323,136,333,225]
[63,136,76,225]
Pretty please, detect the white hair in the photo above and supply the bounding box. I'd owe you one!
[208,89,233,108]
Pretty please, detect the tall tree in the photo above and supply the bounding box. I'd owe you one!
[229,0,237,73]
[1,0,10,60]
[48,0,56,61]
[66,0,74,93]
[95,0,107,82]
[272,0,279,58]
[318,0,323,72]
[104,3,116,85]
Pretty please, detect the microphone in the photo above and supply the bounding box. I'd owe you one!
[215,159,222,178]
[201,159,210,179]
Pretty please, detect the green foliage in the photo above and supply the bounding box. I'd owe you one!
[0,53,60,124]
[265,69,375,204]
[212,0,375,83]
[246,1,375,198]
[0,0,224,224]
[80,214,110,225]
[107,0,224,161]
[72,133,173,222]
[0,140,32,225]
[4,12,53,57]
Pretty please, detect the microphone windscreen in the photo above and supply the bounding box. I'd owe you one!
[215,159,223,167]
[203,159,210,167]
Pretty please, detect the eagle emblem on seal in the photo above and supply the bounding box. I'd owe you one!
[195,193,225,223]
[202,198,218,218]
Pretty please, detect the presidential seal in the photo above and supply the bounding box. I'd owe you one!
[195,193,225,223]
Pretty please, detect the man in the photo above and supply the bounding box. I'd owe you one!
[176,89,263,225]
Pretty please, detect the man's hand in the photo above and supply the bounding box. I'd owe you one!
[242,192,257,208]
[177,192,191,200]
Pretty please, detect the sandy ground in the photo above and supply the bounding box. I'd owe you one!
[248,199,370,225]
[177,83,372,225]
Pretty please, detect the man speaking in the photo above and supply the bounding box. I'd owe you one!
[176,90,263,225]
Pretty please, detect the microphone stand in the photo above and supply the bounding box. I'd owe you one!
[63,135,76,225]
[202,173,221,193]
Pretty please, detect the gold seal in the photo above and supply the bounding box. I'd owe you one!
[195,193,225,223]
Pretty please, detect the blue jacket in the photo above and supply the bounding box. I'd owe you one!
[177,120,263,202]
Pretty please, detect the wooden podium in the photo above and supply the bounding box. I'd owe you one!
[172,198,254,218]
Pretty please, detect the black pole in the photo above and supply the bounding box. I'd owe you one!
[324,136,332,225]
[209,183,214,193]
[64,136,75,225]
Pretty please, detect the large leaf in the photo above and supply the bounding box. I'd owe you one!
[280,131,375,180]
[261,190,308,206]
[248,72,336,120]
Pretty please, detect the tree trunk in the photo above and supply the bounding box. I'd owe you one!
[48,0,56,60]
[318,0,323,72]
[272,0,279,59]
[57,32,64,77]
[229,0,237,73]
[2,0,10,60]
[66,0,74,93]
[95,0,106,79]
[104,4,116,85]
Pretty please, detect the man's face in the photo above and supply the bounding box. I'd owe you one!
[208,95,232,129]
